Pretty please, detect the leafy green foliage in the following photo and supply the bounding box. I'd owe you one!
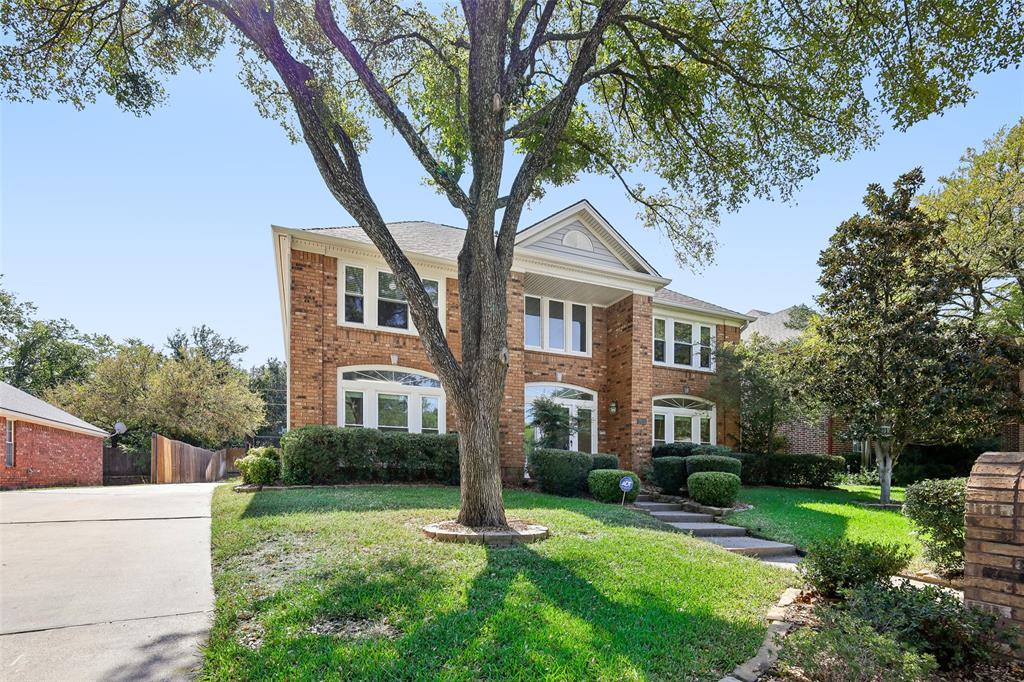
[685,455,741,477]
[589,453,619,471]
[902,478,967,574]
[529,397,575,450]
[587,469,639,503]
[686,472,740,508]
[248,446,281,463]
[236,453,280,486]
[778,610,937,682]
[528,448,593,497]
[651,456,687,495]
[844,582,1016,670]
[280,426,459,485]
[651,442,698,459]
[799,538,911,597]
[249,358,287,446]
[690,444,733,458]
[725,452,770,485]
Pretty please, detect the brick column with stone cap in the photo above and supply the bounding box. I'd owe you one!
[963,451,1024,656]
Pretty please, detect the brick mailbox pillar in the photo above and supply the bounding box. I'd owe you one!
[964,451,1024,655]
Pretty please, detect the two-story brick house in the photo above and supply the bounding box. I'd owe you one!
[273,200,752,482]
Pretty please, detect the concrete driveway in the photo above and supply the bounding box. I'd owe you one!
[0,483,218,681]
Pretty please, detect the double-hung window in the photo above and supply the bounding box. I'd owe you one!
[338,262,441,333]
[524,295,589,355]
[653,316,715,370]
[4,420,14,467]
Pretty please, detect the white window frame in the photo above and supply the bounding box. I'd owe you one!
[4,419,14,467]
[523,295,591,356]
[524,382,598,453]
[651,395,716,446]
[652,316,716,371]
[337,366,446,434]
[336,259,445,336]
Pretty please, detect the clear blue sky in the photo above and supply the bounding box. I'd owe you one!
[2,55,1021,367]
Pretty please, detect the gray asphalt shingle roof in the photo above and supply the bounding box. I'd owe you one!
[308,221,467,261]
[741,306,803,342]
[0,381,107,436]
[653,288,750,320]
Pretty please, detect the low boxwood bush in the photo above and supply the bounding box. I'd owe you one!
[726,452,770,485]
[903,477,967,575]
[778,609,936,682]
[691,444,734,458]
[588,469,640,503]
[773,453,845,487]
[799,538,912,597]
[844,581,1017,670]
[247,446,280,462]
[589,453,619,471]
[651,442,699,459]
[529,448,593,496]
[651,456,687,495]
[686,471,740,507]
[236,453,280,486]
[685,454,742,477]
[280,426,459,485]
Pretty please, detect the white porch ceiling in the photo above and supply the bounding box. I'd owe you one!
[522,272,631,307]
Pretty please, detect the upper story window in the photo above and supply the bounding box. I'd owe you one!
[338,261,442,334]
[524,295,590,355]
[5,419,14,467]
[653,316,715,370]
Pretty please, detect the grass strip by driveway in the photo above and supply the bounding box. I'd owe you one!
[723,485,927,571]
[202,484,796,681]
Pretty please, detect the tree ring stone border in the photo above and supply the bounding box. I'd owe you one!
[422,520,549,546]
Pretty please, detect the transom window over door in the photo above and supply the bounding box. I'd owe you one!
[652,396,715,446]
[652,316,715,370]
[338,367,445,434]
[524,295,590,355]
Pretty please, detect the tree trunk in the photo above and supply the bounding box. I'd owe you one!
[874,439,893,504]
[454,395,507,527]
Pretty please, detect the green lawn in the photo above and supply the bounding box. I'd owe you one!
[202,484,796,681]
[723,485,926,571]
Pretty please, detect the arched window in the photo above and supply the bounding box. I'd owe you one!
[338,366,445,434]
[652,395,715,446]
[524,382,598,454]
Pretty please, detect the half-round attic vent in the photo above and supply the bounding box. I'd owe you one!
[562,229,594,251]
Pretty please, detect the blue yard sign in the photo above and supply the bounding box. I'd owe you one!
[618,476,634,493]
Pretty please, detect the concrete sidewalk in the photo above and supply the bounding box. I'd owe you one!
[0,483,218,681]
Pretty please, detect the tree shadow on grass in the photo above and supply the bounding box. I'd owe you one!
[217,544,769,681]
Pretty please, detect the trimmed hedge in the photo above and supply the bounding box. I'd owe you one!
[588,469,640,503]
[651,456,687,495]
[685,454,742,477]
[280,426,459,485]
[903,478,967,575]
[725,452,844,488]
[590,453,620,471]
[686,471,740,507]
[529,448,593,496]
[691,444,734,458]
[651,442,699,459]
[237,454,280,486]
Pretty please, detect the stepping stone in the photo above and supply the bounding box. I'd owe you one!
[705,536,797,557]
[633,501,682,511]
[669,522,747,537]
[650,511,715,523]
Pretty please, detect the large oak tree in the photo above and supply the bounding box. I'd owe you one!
[4,0,1022,525]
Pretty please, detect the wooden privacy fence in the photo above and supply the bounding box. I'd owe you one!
[103,446,150,485]
[150,433,227,484]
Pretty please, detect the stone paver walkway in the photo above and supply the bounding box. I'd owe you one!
[634,495,799,566]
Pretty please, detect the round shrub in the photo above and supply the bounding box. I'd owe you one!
[236,453,280,486]
[685,454,742,477]
[529,448,593,496]
[588,469,640,503]
[798,538,912,597]
[247,446,280,462]
[903,477,967,575]
[686,471,740,507]
[651,442,699,459]
[651,456,687,495]
[589,453,619,471]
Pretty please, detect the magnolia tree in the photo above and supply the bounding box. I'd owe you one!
[5,0,1023,526]
[806,170,1022,503]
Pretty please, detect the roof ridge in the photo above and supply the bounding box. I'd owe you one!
[304,220,467,232]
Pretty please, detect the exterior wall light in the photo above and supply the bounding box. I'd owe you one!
[609,401,618,415]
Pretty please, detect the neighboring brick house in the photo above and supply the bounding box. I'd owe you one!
[273,200,752,482]
[0,381,106,489]
[742,307,855,458]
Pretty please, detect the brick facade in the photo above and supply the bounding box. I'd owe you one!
[0,416,104,489]
[777,415,854,456]
[287,249,744,482]
[963,451,1024,655]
